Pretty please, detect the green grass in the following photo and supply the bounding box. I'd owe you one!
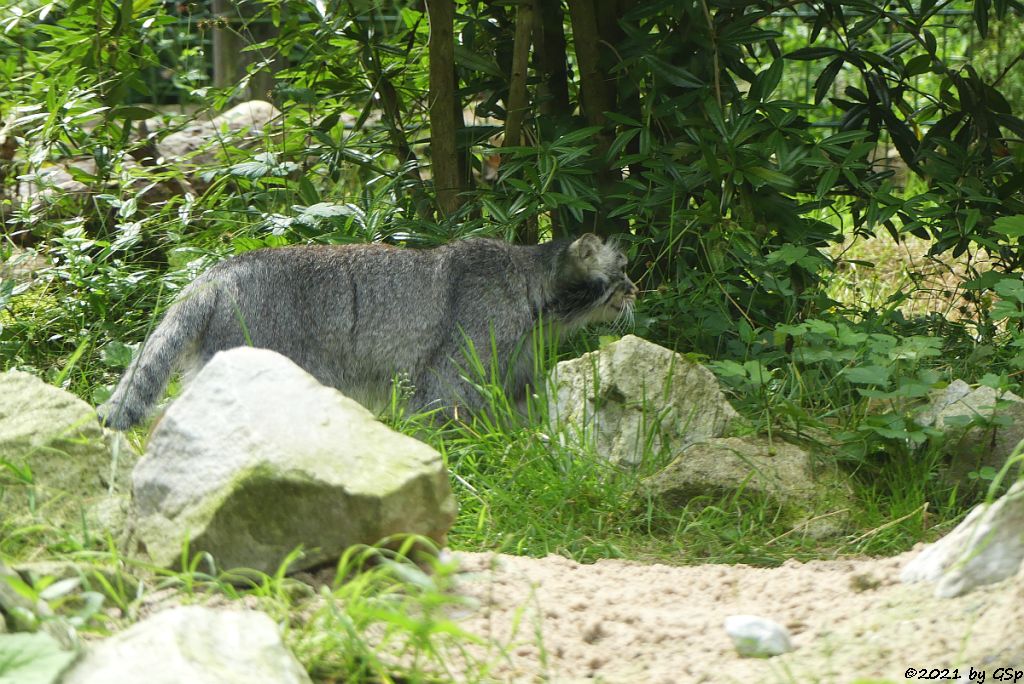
[398,373,966,567]
[2,540,496,683]
[0,363,983,683]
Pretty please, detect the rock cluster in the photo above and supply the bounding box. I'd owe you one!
[1,347,456,681]
[5,333,1024,680]
[551,335,852,536]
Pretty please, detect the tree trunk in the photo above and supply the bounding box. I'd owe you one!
[506,3,537,243]
[532,0,573,238]
[211,0,280,103]
[566,0,623,238]
[532,0,571,119]
[426,0,466,217]
[567,0,611,130]
[504,4,533,150]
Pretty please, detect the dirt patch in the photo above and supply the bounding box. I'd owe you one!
[451,550,1024,683]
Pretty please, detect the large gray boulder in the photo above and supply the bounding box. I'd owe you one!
[0,370,133,530]
[644,436,852,538]
[902,479,1024,598]
[915,380,1024,491]
[549,335,738,464]
[60,606,310,684]
[131,347,457,573]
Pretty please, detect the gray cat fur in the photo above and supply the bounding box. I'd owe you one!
[99,234,637,430]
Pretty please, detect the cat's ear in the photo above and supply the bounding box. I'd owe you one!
[568,233,603,264]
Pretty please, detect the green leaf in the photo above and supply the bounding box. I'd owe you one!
[228,153,298,179]
[643,56,702,88]
[991,300,1024,320]
[608,128,640,160]
[835,326,867,346]
[742,360,773,387]
[710,359,747,379]
[0,632,76,684]
[994,278,1024,302]
[815,167,840,199]
[843,365,891,385]
[110,105,156,121]
[888,336,943,362]
[813,57,844,105]
[102,341,134,369]
[904,54,933,77]
[992,215,1024,238]
[603,112,642,127]
[554,127,603,146]
[974,0,990,38]
[744,166,795,190]
[893,378,935,398]
[805,319,838,336]
[229,160,274,179]
[453,45,501,77]
[748,59,783,103]
[785,46,840,60]
[297,176,320,206]
[857,413,911,439]
[295,202,362,227]
[766,244,808,266]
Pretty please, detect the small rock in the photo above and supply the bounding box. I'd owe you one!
[724,614,794,658]
[0,247,48,284]
[156,100,281,192]
[644,436,852,538]
[549,335,738,464]
[915,380,1024,493]
[0,370,136,531]
[60,606,310,684]
[901,479,1024,598]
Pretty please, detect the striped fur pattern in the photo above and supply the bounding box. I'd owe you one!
[99,234,637,429]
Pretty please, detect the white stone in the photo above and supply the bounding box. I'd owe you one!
[644,436,852,538]
[131,347,456,573]
[548,335,738,464]
[724,614,793,658]
[61,606,310,684]
[901,479,1024,598]
[0,370,134,528]
[915,381,1024,488]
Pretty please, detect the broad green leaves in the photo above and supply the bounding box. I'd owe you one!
[0,633,75,684]
[228,153,300,180]
[777,319,943,401]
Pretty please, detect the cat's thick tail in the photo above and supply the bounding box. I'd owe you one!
[98,283,216,430]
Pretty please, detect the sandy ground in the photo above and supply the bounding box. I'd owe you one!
[450,550,1024,683]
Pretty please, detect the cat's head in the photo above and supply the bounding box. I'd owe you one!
[558,233,638,326]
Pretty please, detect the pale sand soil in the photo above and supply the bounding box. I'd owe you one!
[451,550,1024,683]
[828,233,993,321]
